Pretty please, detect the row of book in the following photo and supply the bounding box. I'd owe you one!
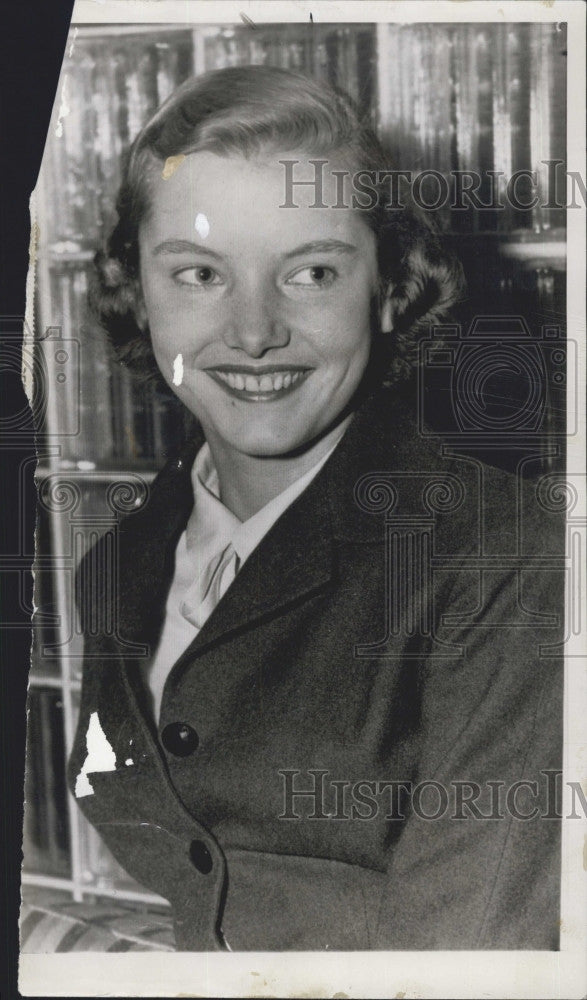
[376,22,566,233]
[203,23,376,119]
[42,22,565,251]
[42,24,377,251]
[43,29,195,250]
[38,262,188,466]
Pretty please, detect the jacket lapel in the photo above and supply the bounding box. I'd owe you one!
[115,389,420,660]
[167,390,412,657]
[185,473,335,654]
[116,438,199,649]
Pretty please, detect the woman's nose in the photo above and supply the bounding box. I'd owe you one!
[222,289,290,357]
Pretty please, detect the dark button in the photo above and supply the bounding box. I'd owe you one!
[161,722,199,757]
[189,839,213,874]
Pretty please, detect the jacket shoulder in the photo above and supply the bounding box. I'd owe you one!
[332,387,565,558]
[74,446,197,636]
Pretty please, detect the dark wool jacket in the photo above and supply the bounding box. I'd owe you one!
[67,388,565,951]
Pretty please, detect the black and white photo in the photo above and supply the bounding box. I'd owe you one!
[16,2,586,997]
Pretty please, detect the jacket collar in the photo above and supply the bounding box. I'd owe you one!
[115,387,428,654]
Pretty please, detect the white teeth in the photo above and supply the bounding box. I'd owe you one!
[212,370,306,392]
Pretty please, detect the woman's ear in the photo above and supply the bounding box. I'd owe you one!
[379,284,394,333]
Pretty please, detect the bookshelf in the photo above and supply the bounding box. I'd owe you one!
[26,21,566,912]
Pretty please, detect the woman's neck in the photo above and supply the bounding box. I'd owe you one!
[204,414,353,521]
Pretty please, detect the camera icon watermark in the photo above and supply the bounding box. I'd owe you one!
[36,325,81,440]
[1,318,81,443]
[418,316,575,441]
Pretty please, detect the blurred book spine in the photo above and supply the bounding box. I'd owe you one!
[377,23,565,235]
[529,23,567,233]
[23,689,70,877]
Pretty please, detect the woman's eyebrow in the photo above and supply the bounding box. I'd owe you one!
[152,239,223,261]
[152,238,358,260]
[282,239,358,259]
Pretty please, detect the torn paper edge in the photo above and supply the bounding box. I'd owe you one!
[74,712,117,798]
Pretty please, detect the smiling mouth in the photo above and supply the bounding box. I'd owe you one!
[204,366,312,400]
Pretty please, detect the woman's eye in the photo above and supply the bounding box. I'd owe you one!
[286,265,337,289]
[174,266,223,287]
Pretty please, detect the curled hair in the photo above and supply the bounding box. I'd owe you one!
[90,65,465,386]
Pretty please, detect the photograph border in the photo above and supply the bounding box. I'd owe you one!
[18,2,586,997]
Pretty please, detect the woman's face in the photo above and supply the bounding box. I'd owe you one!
[138,149,381,459]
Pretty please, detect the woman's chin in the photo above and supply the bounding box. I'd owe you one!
[224,432,314,460]
[201,416,325,460]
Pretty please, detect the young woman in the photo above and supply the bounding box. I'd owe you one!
[68,66,564,951]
